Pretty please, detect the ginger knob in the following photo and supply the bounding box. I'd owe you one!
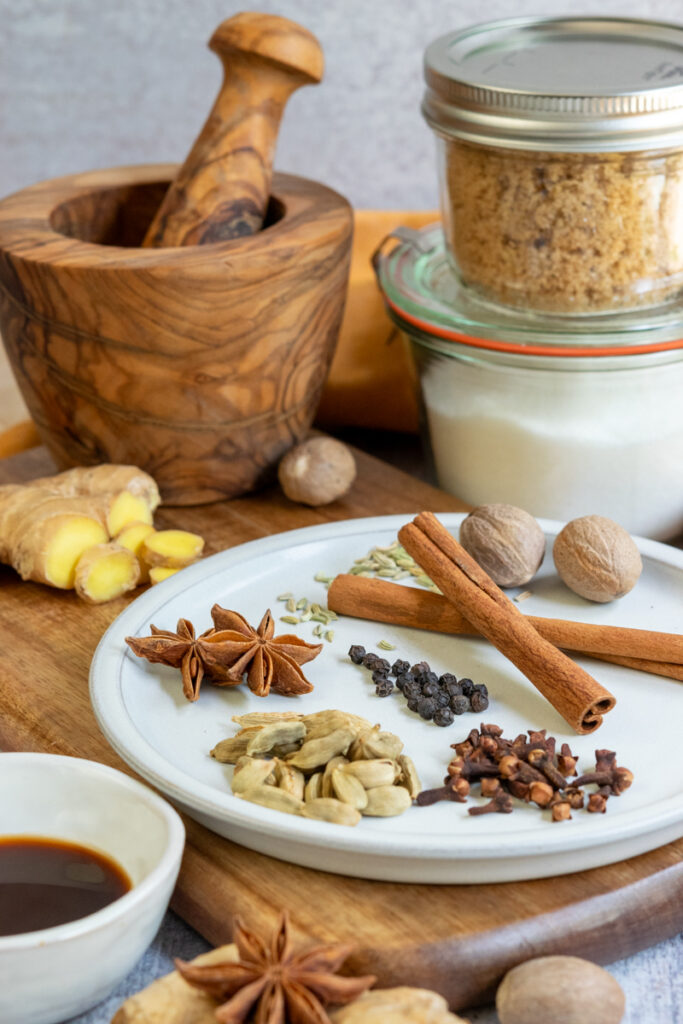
[553,515,642,603]
[459,504,546,587]
[496,955,625,1024]
[278,437,356,506]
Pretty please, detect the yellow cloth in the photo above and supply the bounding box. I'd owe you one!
[316,210,438,433]
[0,420,40,459]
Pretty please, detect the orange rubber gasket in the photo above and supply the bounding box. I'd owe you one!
[385,295,683,358]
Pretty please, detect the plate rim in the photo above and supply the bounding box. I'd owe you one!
[90,513,683,863]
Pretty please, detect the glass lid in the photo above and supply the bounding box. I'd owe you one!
[374,224,683,359]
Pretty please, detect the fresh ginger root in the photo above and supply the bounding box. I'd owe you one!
[75,542,140,603]
[143,529,204,568]
[0,488,108,587]
[0,464,207,602]
[0,464,159,595]
[116,521,156,583]
[149,565,181,585]
[32,464,161,512]
[106,491,154,537]
[112,945,238,1024]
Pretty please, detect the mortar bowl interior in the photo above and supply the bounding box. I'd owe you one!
[49,180,285,248]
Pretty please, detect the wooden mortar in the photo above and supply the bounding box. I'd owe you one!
[0,164,352,504]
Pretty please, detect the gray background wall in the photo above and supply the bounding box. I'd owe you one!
[3,0,683,210]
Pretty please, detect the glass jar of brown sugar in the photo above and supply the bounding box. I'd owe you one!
[423,17,683,315]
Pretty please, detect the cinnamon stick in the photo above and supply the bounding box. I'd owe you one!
[327,575,683,678]
[582,652,683,682]
[397,512,616,734]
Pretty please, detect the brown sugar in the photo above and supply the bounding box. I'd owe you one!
[442,139,683,314]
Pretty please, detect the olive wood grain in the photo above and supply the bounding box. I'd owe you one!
[0,165,351,505]
[1,446,682,1012]
[143,13,324,246]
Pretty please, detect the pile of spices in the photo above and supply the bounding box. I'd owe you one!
[211,709,421,826]
[347,541,439,592]
[348,645,489,726]
[417,724,633,821]
[276,591,338,642]
[126,605,322,701]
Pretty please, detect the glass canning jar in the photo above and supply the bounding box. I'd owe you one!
[374,225,683,540]
[423,17,683,315]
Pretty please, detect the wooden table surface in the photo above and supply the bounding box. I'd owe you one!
[1,445,682,1012]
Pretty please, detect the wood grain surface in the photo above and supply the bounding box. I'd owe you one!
[1,447,682,1012]
[0,164,352,505]
[144,13,324,246]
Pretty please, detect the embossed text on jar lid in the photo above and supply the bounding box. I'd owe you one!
[423,16,683,151]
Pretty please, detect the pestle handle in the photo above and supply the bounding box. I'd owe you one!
[143,12,323,247]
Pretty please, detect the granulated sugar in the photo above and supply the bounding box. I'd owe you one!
[421,354,683,540]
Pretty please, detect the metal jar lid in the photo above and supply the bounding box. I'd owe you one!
[423,16,683,151]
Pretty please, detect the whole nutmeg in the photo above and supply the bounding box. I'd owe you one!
[553,515,642,603]
[278,437,356,507]
[496,955,625,1024]
[459,504,546,587]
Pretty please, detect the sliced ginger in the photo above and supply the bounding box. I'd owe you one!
[143,529,204,568]
[106,491,154,537]
[149,565,181,585]
[0,463,207,603]
[75,543,140,603]
[116,521,156,583]
[116,521,156,556]
[41,515,108,589]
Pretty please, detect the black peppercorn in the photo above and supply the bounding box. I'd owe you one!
[348,645,366,665]
[352,642,491,726]
[470,691,489,713]
[450,695,471,715]
[396,671,415,687]
[362,653,381,669]
[417,697,436,720]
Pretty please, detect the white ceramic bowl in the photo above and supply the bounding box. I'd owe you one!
[0,753,185,1024]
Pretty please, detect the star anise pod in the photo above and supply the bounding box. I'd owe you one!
[175,912,376,1024]
[125,618,242,702]
[209,605,322,697]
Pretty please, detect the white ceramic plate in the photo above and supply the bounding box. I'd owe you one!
[90,515,683,884]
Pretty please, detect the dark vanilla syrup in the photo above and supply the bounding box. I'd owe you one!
[0,836,131,936]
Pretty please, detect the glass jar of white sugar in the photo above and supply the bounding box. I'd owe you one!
[374,225,683,540]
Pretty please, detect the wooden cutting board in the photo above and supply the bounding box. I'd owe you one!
[1,446,682,1012]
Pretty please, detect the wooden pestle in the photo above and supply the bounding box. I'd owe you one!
[143,12,323,247]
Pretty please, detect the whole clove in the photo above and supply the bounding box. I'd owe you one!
[551,801,572,822]
[468,791,514,815]
[417,777,469,805]
[417,724,633,824]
